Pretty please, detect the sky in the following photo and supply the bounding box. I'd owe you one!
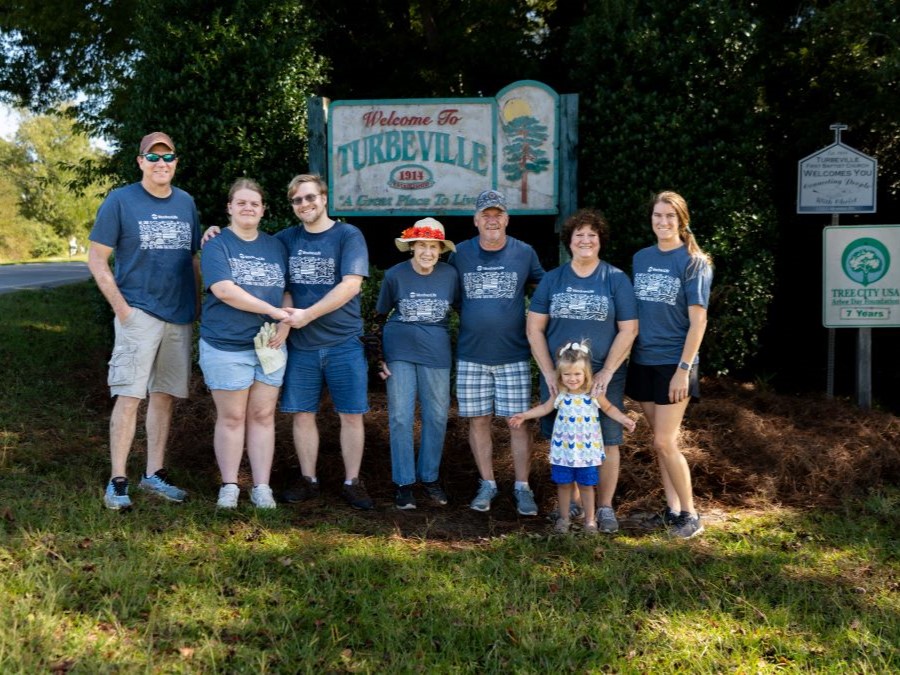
[0,102,112,152]
[0,103,20,140]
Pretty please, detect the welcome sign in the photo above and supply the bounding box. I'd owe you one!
[327,81,559,216]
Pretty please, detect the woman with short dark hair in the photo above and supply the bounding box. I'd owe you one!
[526,208,639,532]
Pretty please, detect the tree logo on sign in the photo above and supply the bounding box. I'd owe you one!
[500,98,550,204]
[841,238,890,287]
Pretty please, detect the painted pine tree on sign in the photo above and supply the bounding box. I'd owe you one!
[501,111,550,204]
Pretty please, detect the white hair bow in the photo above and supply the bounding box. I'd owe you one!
[559,342,590,357]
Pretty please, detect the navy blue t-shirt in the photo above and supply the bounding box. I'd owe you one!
[376,260,458,368]
[200,228,288,351]
[449,235,544,365]
[275,221,369,349]
[89,182,201,324]
[529,260,638,372]
[631,245,713,365]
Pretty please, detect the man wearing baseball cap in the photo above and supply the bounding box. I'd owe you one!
[88,131,201,510]
[449,189,545,515]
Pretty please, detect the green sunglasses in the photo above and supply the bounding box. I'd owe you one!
[141,152,177,163]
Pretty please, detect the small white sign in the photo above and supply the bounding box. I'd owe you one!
[823,225,900,327]
[798,143,877,213]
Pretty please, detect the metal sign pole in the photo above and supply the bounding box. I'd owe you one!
[857,328,872,410]
[826,211,838,399]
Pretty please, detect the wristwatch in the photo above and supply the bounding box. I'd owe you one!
[678,360,692,372]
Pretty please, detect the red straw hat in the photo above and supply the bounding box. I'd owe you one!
[395,218,456,253]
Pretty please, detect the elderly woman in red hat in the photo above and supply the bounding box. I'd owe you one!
[373,218,459,509]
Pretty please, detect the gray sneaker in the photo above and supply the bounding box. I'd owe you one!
[138,469,187,503]
[553,517,571,534]
[547,501,584,522]
[596,506,619,533]
[469,480,498,512]
[104,477,132,511]
[514,486,538,516]
[671,512,704,539]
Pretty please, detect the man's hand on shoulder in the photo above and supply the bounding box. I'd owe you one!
[201,226,222,247]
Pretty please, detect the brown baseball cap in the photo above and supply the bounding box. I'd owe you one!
[139,131,176,154]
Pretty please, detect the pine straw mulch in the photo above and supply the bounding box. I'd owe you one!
[147,374,900,541]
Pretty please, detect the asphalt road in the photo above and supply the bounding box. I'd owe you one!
[0,261,93,295]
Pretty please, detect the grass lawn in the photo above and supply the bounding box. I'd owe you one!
[0,283,897,673]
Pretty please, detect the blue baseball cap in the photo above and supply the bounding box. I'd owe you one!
[475,189,507,213]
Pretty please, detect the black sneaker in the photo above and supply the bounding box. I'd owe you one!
[395,485,417,510]
[342,478,374,510]
[670,511,704,539]
[646,506,680,529]
[280,476,320,503]
[422,481,448,506]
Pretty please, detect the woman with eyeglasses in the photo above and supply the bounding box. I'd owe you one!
[199,178,292,510]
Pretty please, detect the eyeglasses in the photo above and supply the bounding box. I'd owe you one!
[141,153,177,163]
[290,194,320,206]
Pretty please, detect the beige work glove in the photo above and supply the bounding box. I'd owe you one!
[253,322,287,374]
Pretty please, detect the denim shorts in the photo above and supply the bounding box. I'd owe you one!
[280,336,369,414]
[199,338,286,390]
[550,464,599,486]
[108,308,192,399]
[455,359,531,418]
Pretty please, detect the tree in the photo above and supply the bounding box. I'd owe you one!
[0,1,135,116]
[562,0,779,374]
[306,0,552,100]
[0,0,555,225]
[96,0,329,225]
[0,108,108,241]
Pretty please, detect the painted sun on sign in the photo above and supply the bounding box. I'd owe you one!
[500,97,550,205]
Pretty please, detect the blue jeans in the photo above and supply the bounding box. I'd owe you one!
[386,360,450,486]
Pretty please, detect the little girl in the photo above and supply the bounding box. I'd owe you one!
[510,341,635,533]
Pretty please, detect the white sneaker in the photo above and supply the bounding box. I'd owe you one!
[217,483,239,509]
[250,484,277,509]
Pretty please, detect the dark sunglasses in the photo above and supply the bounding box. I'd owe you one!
[290,194,320,205]
[141,152,177,163]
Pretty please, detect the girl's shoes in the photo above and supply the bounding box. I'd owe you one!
[553,517,571,534]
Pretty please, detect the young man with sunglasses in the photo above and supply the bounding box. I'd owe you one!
[88,131,201,511]
[275,174,373,509]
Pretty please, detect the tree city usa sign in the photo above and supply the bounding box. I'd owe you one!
[823,225,900,327]
[327,81,559,216]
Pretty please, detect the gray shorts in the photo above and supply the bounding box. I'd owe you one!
[108,308,192,399]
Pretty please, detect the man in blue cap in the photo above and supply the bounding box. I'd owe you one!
[449,189,545,515]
